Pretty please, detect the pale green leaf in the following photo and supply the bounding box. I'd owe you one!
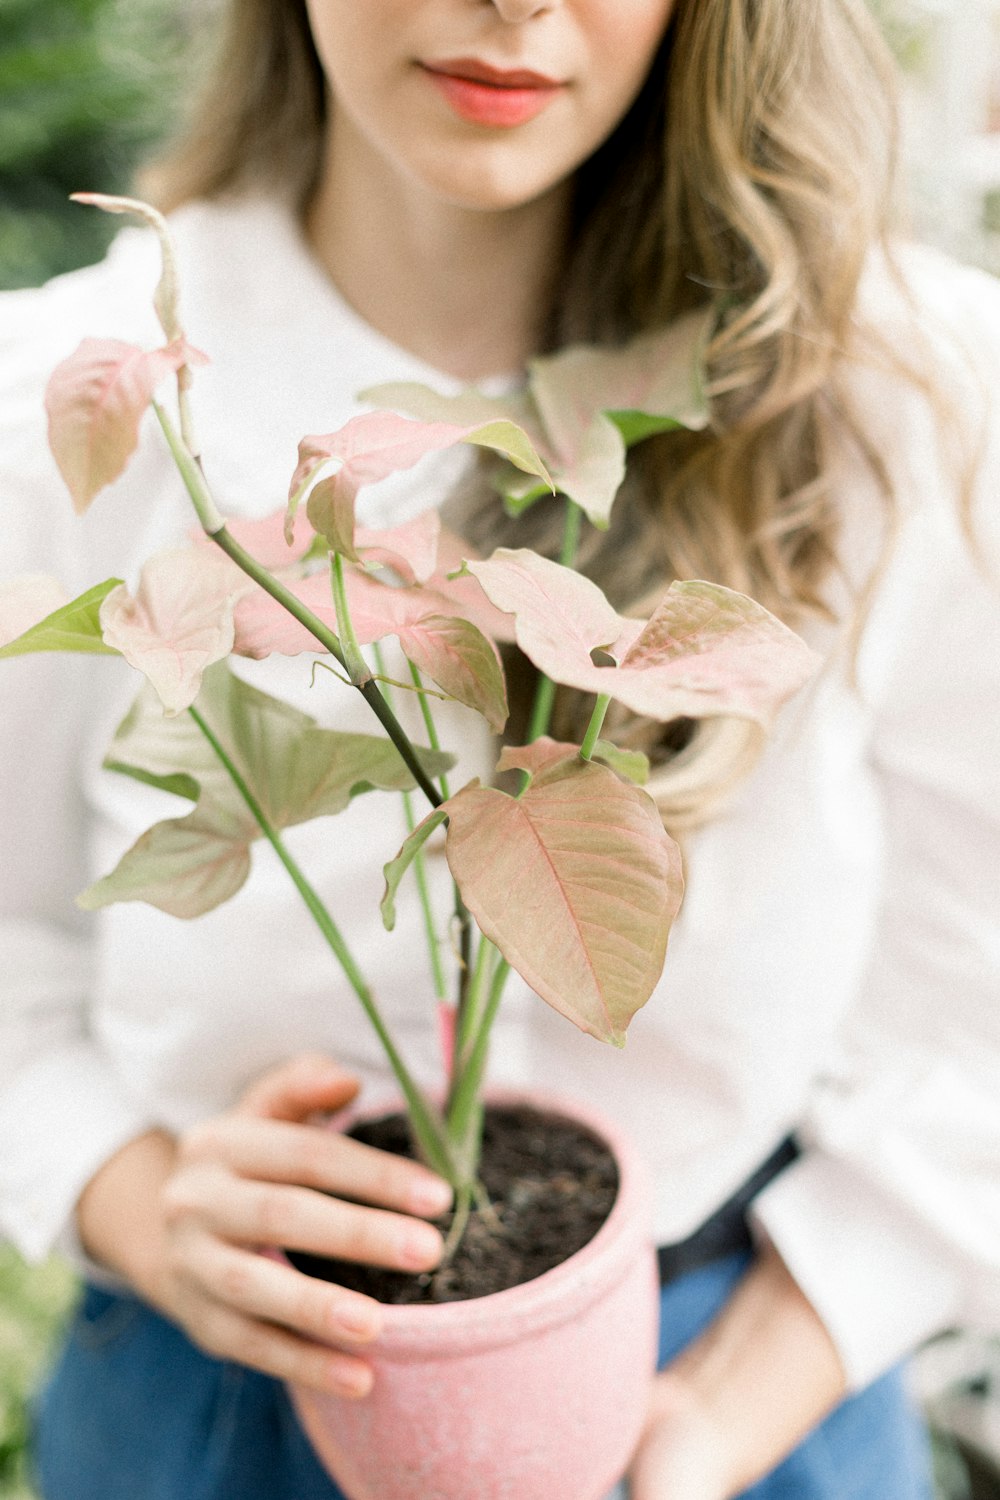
[0,579,122,659]
[592,740,650,785]
[80,664,455,918]
[607,410,683,446]
[381,808,449,931]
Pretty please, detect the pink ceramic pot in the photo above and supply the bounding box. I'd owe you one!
[287,1090,659,1500]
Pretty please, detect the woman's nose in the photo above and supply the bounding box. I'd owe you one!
[487,0,560,22]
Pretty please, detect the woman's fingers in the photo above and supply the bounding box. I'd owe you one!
[190,1294,376,1397]
[165,1166,445,1270]
[186,1233,383,1348]
[233,1052,361,1123]
[181,1115,453,1218]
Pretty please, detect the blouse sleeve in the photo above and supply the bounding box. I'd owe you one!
[0,238,161,1267]
[751,251,1000,1389]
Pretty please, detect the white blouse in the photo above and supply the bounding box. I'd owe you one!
[1,196,998,1392]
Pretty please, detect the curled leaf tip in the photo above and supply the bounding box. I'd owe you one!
[71,192,182,343]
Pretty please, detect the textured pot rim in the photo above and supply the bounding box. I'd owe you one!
[322,1086,654,1358]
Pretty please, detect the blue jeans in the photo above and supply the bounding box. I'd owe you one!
[34,1252,934,1500]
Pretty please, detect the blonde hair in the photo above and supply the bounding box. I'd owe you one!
[143,0,906,827]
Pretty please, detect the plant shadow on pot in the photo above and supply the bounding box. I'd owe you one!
[280,1094,660,1500]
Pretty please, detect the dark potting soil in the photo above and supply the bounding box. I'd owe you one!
[286,1104,619,1304]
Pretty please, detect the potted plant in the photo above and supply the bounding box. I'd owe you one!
[0,197,817,1500]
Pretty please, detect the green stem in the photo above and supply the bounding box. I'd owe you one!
[580,693,612,761]
[153,398,223,532]
[558,498,584,569]
[446,954,511,1174]
[186,704,456,1183]
[450,932,493,1087]
[523,497,584,750]
[407,660,473,1020]
[408,661,451,800]
[330,552,370,686]
[373,645,448,1005]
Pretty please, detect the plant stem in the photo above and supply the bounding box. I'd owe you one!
[579,693,612,761]
[330,552,370,686]
[446,954,511,1178]
[523,497,584,750]
[153,398,223,533]
[408,661,451,800]
[451,932,494,1086]
[186,704,456,1183]
[408,660,474,1024]
[373,644,448,1005]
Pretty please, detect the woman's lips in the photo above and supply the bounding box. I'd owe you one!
[420,58,564,128]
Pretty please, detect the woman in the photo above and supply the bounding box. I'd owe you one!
[1,1,998,1497]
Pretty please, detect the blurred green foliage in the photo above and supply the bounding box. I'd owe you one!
[0,1246,77,1499]
[0,0,204,290]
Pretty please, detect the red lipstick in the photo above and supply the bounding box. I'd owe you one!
[420,57,564,128]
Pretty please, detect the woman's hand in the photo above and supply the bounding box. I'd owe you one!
[76,1053,454,1399]
[626,1241,847,1499]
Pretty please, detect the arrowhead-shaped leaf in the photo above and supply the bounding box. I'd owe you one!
[469,550,817,729]
[381,808,449,930]
[99,547,250,714]
[79,665,455,918]
[529,308,710,436]
[78,796,257,918]
[46,336,207,512]
[397,615,509,732]
[0,577,121,657]
[442,762,683,1044]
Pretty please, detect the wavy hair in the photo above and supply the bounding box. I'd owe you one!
[142,0,904,825]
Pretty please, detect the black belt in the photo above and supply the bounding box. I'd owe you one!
[657,1134,801,1286]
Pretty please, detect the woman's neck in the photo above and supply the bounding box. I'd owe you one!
[305,111,570,382]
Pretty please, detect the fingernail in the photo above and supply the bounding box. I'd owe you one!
[338,1304,381,1341]
[408,1177,454,1217]
[400,1225,442,1270]
[331,1364,372,1399]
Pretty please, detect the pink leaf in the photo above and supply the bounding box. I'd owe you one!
[397,615,509,732]
[426,529,518,644]
[443,763,684,1044]
[467,548,630,676]
[469,550,818,730]
[217,508,316,567]
[355,510,441,584]
[232,568,421,659]
[289,412,471,503]
[495,738,580,782]
[45,336,207,512]
[100,547,249,713]
[606,580,820,727]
